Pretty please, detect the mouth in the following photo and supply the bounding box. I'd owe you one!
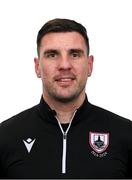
[55,76,76,86]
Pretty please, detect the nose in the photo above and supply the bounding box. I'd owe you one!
[58,55,72,71]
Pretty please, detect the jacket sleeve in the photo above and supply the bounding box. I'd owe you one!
[0,123,6,178]
[0,161,5,178]
[126,120,132,178]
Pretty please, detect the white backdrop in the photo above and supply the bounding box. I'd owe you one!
[0,0,132,122]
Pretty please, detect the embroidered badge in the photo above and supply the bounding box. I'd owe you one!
[89,132,109,156]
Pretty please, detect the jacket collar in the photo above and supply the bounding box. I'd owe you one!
[37,94,92,126]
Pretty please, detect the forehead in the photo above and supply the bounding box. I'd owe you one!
[40,32,87,51]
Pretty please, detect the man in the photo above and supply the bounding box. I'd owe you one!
[0,18,132,179]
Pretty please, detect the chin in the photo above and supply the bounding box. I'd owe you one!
[53,93,79,103]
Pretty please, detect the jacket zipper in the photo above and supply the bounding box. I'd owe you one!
[62,132,67,173]
[56,111,76,174]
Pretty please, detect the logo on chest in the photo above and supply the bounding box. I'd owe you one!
[23,138,36,153]
[89,132,109,157]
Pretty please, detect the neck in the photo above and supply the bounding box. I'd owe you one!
[43,93,86,123]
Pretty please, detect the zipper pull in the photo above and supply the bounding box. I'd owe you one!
[63,132,67,139]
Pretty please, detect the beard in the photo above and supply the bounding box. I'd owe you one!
[43,79,87,103]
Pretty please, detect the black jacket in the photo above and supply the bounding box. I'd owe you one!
[0,96,132,178]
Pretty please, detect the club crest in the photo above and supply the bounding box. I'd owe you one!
[89,132,109,153]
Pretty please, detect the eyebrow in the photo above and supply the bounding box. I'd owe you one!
[68,48,84,54]
[43,49,59,56]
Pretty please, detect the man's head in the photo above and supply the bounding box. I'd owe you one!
[34,18,93,104]
[37,18,90,56]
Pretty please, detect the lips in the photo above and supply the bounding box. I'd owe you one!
[54,75,76,86]
[55,76,76,82]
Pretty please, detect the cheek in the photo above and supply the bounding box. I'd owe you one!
[40,65,54,80]
[77,63,89,78]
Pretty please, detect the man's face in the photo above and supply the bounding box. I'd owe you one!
[34,32,93,103]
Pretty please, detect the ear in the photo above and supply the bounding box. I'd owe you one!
[34,57,41,78]
[87,55,94,77]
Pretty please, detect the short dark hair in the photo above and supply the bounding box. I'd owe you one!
[37,18,90,56]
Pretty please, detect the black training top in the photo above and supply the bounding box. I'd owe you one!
[0,96,132,178]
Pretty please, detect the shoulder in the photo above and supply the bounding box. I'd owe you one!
[0,104,39,131]
[89,103,132,128]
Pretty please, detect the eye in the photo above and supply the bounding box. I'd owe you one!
[46,53,57,58]
[71,52,80,58]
